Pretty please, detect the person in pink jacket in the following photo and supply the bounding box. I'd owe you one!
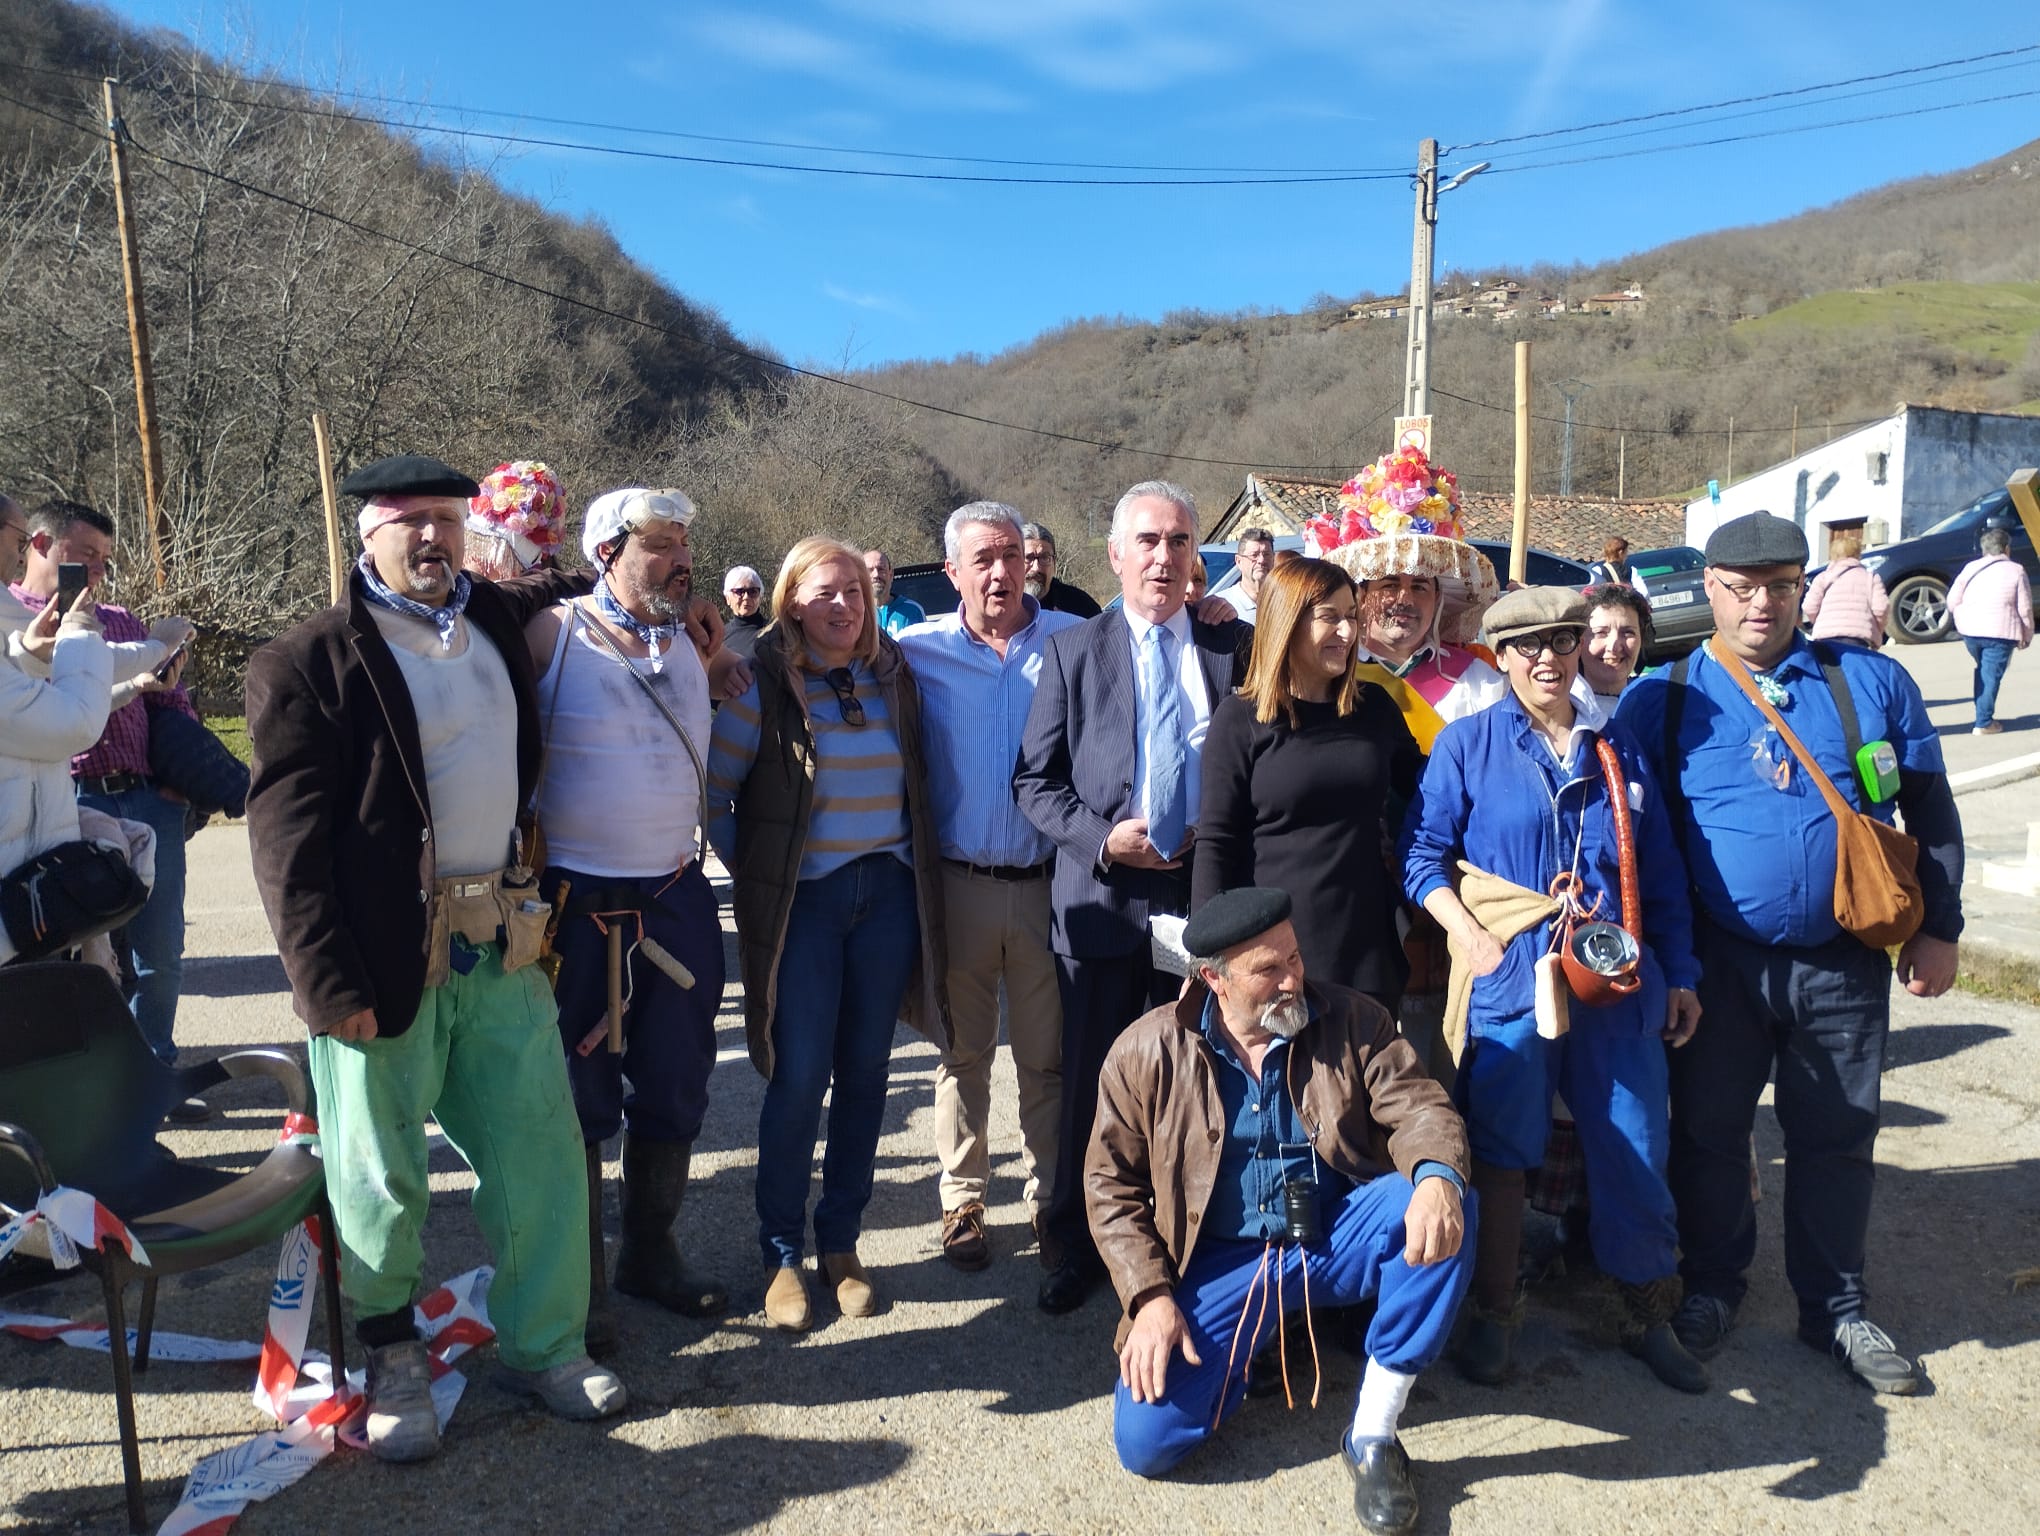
[1948,525,2034,734]
[1802,519,1889,649]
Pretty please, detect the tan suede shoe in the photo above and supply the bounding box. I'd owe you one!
[763,1264,812,1332]
[820,1251,880,1317]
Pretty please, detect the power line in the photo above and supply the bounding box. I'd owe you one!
[1430,386,1887,440]
[1442,41,2040,154]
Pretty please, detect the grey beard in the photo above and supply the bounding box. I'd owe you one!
[1260,994,1308,1039]
[1024,574,1049,598]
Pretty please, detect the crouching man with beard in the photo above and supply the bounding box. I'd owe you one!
[1087,887,1474,1535]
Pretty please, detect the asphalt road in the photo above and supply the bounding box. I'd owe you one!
[3,629,2037,1535]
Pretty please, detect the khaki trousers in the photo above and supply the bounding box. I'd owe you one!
[933,863,1062,1218]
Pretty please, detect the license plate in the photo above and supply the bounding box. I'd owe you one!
[1649,591,1695,609]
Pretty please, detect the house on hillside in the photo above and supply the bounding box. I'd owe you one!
[1208,475,1688,563]
[1684,403,2040,548]
[1345,296,1407,321]
[1582,285,1647,316]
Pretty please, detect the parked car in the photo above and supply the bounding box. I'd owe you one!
[1625,545,1715,660]
[886,560,956,620]
[1830,488,2040,644]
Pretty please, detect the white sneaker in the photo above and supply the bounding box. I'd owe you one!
[505,1355,629,1420]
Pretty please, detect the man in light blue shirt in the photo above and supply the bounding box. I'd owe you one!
[899,503,1081,1273]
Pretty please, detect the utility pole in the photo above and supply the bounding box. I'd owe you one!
[1791,404,1800,458]
[1618,433,1627,500]
[1510,341,1532,586]
[102,78,168,591]
[1557,380,1591,496]
[1401,140,1490,423]
[1726,415,1735,485]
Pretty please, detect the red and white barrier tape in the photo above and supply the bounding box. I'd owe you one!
[0,1185,150,1272]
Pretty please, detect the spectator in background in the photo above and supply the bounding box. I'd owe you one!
[721,564,768,663]
[1186,555,1208,604]
[1948,523,2033,735]
[1227,526,1275,624]
[1021,522,1103,619]
[1588,537,1631,587]
[11,500,202,1099]
[865,548,926,636]
[464,460,566,582]
[1802,516,1888,650]
[1194,557,1421,1009]
[708,537,951,1332]
[1581,584,1653,709]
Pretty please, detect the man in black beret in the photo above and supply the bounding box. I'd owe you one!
[1617,507,1964,1395]
[246,452,620,1463]
[1085,887,1473,1535]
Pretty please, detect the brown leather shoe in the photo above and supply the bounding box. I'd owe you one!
[820,1251,880,1317]
[941,1203,992,1272]
[763,1265,812,1333]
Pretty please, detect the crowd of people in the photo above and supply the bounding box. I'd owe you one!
[0,442,1977,1535]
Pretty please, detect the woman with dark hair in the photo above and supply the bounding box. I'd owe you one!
[1588,537,1631,587]
[1581,583,1653,708]
[706,536,951,1332]
[1193,557,1422,1006]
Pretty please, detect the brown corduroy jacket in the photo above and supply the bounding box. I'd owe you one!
[1087,978,1469,1350]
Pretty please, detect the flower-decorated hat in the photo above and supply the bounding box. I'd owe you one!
[467,460,567,571]
[1306,446,1500,646]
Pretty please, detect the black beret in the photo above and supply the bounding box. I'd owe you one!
[1704,510,1808,569]
[338,454,480,501]
[1183,887,1293,958]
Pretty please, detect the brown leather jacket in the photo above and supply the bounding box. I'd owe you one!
[1086,978,1469,1348]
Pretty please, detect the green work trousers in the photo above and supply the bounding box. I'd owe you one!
[308,943,588,1371]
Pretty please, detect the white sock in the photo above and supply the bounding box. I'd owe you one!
[1350,1358,1416,1444]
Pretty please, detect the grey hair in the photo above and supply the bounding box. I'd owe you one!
[1236,525,1275,550]
[723,563,762,591]
[1019,521,1056,552]
[944,500,1025,562]
[1107,479,1198,553]
[1980,526,2012,556]
[1188,952,1230,981]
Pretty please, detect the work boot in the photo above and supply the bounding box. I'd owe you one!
[1454,1302,1521,1386]
[1458,1161,1526,1386]
[501,1355,629,1420]
[613,1134,727,1318]
[1620,1276,1709,1394]
[363,1339,440,1463]
[583,1143,617,1357]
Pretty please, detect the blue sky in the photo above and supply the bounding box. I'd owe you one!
[101,1,2040,368]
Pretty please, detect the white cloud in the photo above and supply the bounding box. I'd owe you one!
[1511,0,1613,132]
[824,281,912,315]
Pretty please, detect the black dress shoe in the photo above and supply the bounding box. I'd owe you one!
[1037,1258,1097,1315]
[1342,1433,1419,1535]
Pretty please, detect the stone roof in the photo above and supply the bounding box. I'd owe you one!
[1210,475,1690,561]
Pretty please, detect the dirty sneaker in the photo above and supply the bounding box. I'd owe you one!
[1802,1316,1921,1396]
[504,1355,629,1420]
[363,1340,440,1463]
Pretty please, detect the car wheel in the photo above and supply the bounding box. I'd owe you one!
[1884,574,1951,644]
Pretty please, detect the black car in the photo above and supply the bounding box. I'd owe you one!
[886,560,956,621]
[1853,489,2039,644]
[1626,545,1715,660]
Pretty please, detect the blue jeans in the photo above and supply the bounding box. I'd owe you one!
[1965,635,2014,727]
[77,784,187,1065]
[755,854,920,1268]
[1113,1176,1476,1477]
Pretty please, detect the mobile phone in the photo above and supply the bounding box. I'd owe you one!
[153,636,191,682]
[57,561,89,612]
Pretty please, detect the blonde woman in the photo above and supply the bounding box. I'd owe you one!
[706,537,950,1331]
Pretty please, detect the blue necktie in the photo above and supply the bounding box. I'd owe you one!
[1143,625,1187,858]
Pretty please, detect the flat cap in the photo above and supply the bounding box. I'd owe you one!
[1704,510,1808,568]
[1484,584,1589,647]
[1183,887,1293,958]
[339,454,480,501]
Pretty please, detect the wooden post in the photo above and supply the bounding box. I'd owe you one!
[2008,467,2040,550]
[1726,415,1736,484]
[103,79,168,592]
[311,412,346,604]
[1510,340,1531,586]
[1791,405,1800,458]
[1618,433,1627,500]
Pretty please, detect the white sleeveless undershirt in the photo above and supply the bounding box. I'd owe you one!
[534,605,711,878]
[369,607,519,879]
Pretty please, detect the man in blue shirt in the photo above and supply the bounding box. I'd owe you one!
[1620,510,1964,1396]
[1088,887,1470,1536]
[864,547,925,636]
[898,503,1081,1273]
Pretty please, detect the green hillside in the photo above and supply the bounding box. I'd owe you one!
[1739,282,2040,366]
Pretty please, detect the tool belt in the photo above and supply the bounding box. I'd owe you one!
[423,865,550,988]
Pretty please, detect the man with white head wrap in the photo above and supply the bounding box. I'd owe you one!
[525,487,737,1351]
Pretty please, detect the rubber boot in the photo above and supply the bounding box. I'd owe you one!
[614,1134,728,1318]
[1456,1161,1525,1386]
[583,1142,617,1357]
[1620,1275,1709,1394]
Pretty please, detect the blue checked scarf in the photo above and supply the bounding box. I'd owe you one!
[358,550,472,649]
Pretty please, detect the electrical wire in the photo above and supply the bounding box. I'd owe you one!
[1430,386,1888,440]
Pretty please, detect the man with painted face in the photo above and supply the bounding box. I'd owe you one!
[1619,510,1964,1396]
[526,489,735,1352]
[1015,480,1253,1315]
[246,454,624,1464]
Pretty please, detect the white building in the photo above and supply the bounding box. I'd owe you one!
[1685,403,2040,550]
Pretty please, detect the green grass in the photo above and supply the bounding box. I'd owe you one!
[1950,940,2040,1009]
[1739,281,2040,366]
[205,714,252,767]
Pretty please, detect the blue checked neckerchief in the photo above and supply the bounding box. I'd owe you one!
[593,575,677,674]
[357,551,471,650]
